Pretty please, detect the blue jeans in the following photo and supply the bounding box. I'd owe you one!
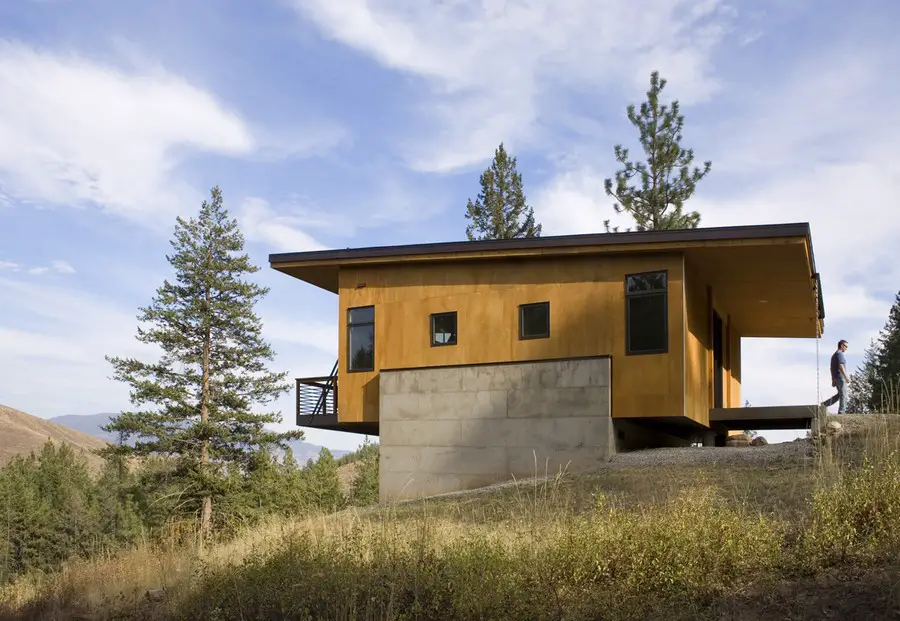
[822,377,847,413]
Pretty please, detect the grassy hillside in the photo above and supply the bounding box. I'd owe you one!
[2,413,899,620]
[0,405,108,471]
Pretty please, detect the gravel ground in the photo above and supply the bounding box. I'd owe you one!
[606,440,814,467]
[401,440,815,503]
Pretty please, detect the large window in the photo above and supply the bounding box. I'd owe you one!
[431,311,457,346]
[625,271,668,355]
[347,305,375,372]
[519,301,550,340]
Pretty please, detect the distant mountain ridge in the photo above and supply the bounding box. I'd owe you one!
[48,413,350,463]
[0,405,109,471]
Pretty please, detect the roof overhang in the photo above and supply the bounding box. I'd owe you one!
[269,222,824,337]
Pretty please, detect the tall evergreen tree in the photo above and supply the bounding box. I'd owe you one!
[848,291,900,413]
[848,338,880,413]
[604,71,711,232]
[464,143,542,240]
[102,186,302,540]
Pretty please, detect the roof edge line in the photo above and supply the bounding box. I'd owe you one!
[269,222,812,265]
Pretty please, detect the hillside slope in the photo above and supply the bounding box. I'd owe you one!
[49,412,353,463]
[0,405,109,471]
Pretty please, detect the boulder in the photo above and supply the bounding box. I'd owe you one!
[750,436,768,446]
[146,589,167,602]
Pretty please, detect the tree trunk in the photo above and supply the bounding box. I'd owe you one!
[200,495,212,541]
[200,282,212,541]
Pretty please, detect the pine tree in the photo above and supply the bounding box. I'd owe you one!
[848,338,880,413]
[848,291,900,413]
[872,291,900,412]
[304,448,345,512]
[604,71,711,232]
[464,143,542,240]
[349,439,379,506]
[102,186,302,541]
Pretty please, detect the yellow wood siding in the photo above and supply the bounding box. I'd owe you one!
[729,321,742,406]
[684,259,744,424]
[337,253,686,424]
[684,261,710,425]
[280,235,818,337]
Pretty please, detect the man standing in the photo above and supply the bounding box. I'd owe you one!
[822,339,850,413]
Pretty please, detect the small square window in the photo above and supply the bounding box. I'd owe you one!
[519,302,550,339]
[431,312,457,346]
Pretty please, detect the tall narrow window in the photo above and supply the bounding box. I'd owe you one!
[347,305,375,372]
[431,311,457,346]
[519,301,550,339]
[625,271,668,354]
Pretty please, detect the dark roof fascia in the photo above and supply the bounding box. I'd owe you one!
[269,222,813,266]
[805,224,825,322]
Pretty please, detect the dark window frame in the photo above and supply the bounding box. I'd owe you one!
[430,311,458,347]
[624,270,669,355]
[519,301,550,340]
[347,305,375,373]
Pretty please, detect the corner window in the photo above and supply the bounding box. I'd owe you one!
[431,311,457,346]
[347,305,375,372]
[519,301,550,340]
[625,271,668,355]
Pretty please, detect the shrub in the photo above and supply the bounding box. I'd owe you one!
[800,450,900,569]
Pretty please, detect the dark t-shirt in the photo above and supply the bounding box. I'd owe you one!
[830,350,846,382]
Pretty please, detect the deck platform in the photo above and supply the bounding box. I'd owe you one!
[709,405,824,430]
[296,413,379,436]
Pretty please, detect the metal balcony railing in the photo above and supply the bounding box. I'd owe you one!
[296,360,338,421]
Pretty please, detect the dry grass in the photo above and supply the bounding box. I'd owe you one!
[3,413,900,621]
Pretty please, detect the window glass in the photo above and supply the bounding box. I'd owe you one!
[627,295,667,353]
[348,306,375,371]
[625,271,668,354]
[431,312,457,346]
[626,272,667,294]
[520,302,550,339]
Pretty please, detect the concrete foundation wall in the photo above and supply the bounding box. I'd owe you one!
[379,357,613,502]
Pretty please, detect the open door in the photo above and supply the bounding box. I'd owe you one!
[712,310,724,408]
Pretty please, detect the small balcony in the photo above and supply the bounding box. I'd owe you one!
[295,362,377,436]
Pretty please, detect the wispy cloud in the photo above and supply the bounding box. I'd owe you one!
[292,0,739,172]
[51,260,76,274]
[0,40,345,228]
[239,197,328,253]
[0,258,76,276]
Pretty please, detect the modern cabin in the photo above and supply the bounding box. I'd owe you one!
[270,222,826,501]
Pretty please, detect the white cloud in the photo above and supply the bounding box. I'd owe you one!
[239,197,328,253]
[0,259,76,276]
[263,314,337,357]
[292,0,737,172]
[51,260,75,274]
[0,276,157,415]
[0,41,343,227]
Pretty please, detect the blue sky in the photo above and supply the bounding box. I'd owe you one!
[1,0,898,450]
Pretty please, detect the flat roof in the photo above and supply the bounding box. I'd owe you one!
[269,222,815,265]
